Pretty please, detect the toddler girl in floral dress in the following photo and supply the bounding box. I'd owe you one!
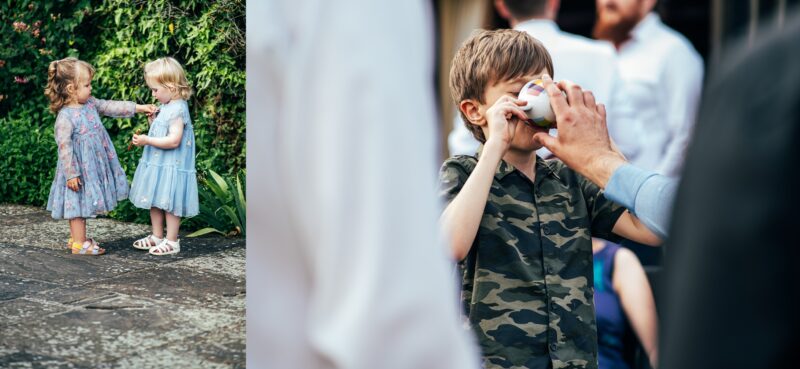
[45,57,157,255]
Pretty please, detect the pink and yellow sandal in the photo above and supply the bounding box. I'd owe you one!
[71,239,106,256]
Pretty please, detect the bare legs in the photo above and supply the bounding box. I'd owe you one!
[69,217,86,243]
[69,217,104,255]
[150,207,181,242]
[165,212,181,242]
[150,207,165,238]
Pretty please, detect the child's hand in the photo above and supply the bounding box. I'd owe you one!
[132,133,149,147]
[136,104,159,115]
[484,96,529,153]
[146,112,156,125]
[67,177,81,192]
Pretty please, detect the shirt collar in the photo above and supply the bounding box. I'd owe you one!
[630,12,661,42]
[514,18,560,36]
[475,145,561,181]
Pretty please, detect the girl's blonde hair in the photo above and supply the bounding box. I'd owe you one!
[44,57,95,113]
[144,57,192,100]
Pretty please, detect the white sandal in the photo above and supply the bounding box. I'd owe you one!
[149,239,180,256]
[133,235,162,250]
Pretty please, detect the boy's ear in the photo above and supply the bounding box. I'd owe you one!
[459,99,486,126]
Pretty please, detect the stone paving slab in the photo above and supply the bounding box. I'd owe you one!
[112,319,245,369]
[0,204,150,251]
[92,266,245,311]
[0,297,67,325]
[0,293,241,367]
[0,245,153,288]
[0,204,246,368]
[166,247,246,279]
[103,237,245,265]
[29,286,117,305]
[0,351,84,369]
[0,274,60,301]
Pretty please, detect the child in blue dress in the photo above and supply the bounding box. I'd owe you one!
[130,57,199,256]
[44,57,158,255]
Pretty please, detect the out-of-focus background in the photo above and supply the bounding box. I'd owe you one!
[432,0,797,160]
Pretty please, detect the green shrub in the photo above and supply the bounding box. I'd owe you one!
[0,115,56,206]
[0,0,95,116]
[1,0,245,232]
[186,169,246,237]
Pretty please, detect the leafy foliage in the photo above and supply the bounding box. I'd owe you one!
[186,169,246,237]
[0,0,245,231]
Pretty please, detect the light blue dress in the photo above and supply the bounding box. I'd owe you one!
[47,97,133,219]
[129,99,199,217]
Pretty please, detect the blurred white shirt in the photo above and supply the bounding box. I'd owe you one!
[448,19,624,158]
[247,1,479,369]
[609,13,704,177]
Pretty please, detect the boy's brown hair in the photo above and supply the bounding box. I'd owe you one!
[449,29,554,143]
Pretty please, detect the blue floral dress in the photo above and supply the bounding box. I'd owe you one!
[129,99,199,217]
[47,97,134,219]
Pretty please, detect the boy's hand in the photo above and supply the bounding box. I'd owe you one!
[146,112,156,125]
[132,133,149,147]
[136,104,159,115]
[484,95,529,153]
[66,177,81,192]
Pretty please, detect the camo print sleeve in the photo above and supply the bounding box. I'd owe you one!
[438,155,477,205]
[578,172,626,241]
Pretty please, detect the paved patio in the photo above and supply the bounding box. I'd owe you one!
[0,204,245,368]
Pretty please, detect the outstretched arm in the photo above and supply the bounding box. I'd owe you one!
[93,97,157,118]
[612,211,662,246]
[532,75,677,238]
[605,165,676,239]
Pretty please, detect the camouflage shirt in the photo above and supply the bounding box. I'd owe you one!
[439,153,625,369]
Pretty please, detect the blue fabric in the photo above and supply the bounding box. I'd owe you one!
[47,97,133,219]
[594,243,632,369]
[605,164,677,238]
[129,99,199,217]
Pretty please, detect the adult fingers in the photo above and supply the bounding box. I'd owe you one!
[532,131,558,151]
[597,103,607,124]
[541,74,570,117]
[558,79,585,107]
[583,90,596,109]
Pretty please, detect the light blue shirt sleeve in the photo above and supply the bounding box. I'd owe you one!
[604,164,678,239]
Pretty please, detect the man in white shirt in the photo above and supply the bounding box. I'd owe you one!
[449,0,625,159]
[247,1,479,368]
[594,0,704,177]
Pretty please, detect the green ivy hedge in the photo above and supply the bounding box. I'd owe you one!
[0,0,245,226]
